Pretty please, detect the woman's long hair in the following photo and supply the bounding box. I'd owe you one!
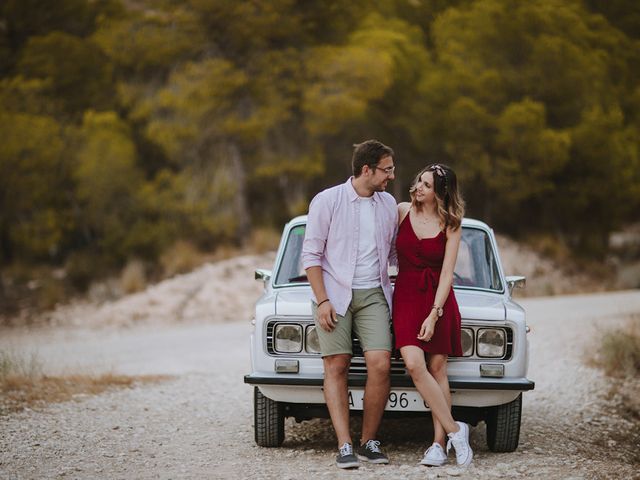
[409,163,465,230]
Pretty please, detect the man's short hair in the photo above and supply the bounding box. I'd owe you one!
[352,140,394,177]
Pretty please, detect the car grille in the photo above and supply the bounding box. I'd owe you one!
[266,322,276,353]
[505,328,513,359]
[350,338,409,375]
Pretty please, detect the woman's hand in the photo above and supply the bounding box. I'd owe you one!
[417,313,437,342]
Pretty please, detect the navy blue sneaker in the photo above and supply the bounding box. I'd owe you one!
[357,439,389,464]
[336,442,360,469]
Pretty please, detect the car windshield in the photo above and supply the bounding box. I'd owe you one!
[274,224,503,291]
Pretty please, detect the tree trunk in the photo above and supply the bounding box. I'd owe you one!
[224,142,251,243]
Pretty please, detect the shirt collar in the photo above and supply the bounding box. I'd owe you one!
[345,177,378,203]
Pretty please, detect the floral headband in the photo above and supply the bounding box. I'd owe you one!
[428,164,448,192]
[429,164,446,178]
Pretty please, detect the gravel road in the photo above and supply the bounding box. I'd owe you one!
[1,290,639,479]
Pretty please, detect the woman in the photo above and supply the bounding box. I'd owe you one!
[392,163,472,467]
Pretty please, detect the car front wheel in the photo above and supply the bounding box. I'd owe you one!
[254,387,285,447]
[486,393,522,452]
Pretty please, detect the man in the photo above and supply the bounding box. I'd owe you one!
[301,140,398,469]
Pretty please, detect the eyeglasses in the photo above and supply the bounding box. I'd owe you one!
[374,165,395,175]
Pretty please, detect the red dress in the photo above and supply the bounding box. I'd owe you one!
[392,214,462,356]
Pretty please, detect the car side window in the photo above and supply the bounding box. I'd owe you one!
[275,225,307,284]
[453,228,503,291]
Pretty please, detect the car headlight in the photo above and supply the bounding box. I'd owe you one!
[305,325,321,354]
[274,324,303,353]
[460,328,474,356]
[476,328,506,358]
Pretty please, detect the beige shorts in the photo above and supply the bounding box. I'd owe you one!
[312,287,392,357]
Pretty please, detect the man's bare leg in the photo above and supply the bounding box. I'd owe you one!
[323,354,353,447]
[360,350,391,443]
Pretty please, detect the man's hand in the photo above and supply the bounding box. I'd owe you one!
[317,301,338,332]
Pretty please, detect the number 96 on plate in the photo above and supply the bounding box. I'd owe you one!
[348,390,429,411]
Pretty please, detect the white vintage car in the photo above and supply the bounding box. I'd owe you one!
[245,215,534,452]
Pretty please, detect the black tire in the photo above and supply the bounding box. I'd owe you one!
[486,393,522,452]
[254,387,285,447]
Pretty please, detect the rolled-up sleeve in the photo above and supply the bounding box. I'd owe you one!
[302,192,330,270]
[388,226,398,267]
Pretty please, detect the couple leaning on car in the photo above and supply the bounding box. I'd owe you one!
[301,139,473,469]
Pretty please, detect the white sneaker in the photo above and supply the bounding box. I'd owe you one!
[446,421,473,466]
[420,443,448,466]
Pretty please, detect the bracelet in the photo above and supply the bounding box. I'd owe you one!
[317,298,330,307]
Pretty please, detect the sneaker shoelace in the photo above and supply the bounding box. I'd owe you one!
[446,431,468,456]
[365,439,382,453]
[339,443,353,457]
[425,444,442,457]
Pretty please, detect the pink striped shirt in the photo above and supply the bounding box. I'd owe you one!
[302,178,398,316]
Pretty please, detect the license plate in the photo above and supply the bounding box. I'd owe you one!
[348,389,429,412]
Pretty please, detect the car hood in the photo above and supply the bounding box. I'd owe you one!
[454,290,506,321]
[275,288,314,317]
[274,287,506,321]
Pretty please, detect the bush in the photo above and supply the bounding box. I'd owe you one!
[249,227,281,253]
[160,240,204,278]
[527,234,571,265]
[595,317,640,378]
[36,277,67,310]
[0,350,42,382]
[120,259,147,294]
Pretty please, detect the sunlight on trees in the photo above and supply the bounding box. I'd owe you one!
[1,0,639,291]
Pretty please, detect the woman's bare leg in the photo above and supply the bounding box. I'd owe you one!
[400,346,458,433]
[427,353,451,448]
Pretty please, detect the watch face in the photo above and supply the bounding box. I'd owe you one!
[437,307,443,317]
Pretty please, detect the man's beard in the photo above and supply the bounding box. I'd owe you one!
[373,180,388,192]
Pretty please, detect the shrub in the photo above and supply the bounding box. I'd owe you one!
[120,259,147,294]
[160,240,203,278]
[0,350,42,382]
[595,317,640,378]
[249,227,281,253]
[65,251,100,293]
[36,277,67,310]
[0,349,169,415]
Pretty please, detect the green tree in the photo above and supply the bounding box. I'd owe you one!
[302,12,432,196]
[411,0,638,250]
[0,113,72,262]
[439,96,496,218]
[585,0,640,39]
[136,58,255,241]
[92,6,204,79]
[2,0,640,275]
[17,31,114,117]
[0,0,123,72]
[493,99,570,230]
[559,107,640,255]
[73,110,144,261]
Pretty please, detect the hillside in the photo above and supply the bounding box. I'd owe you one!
[6,235,622,330]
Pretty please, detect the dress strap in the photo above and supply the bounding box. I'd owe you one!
[398,203,411,227]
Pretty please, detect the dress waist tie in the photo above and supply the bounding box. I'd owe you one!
[418,266,440,293]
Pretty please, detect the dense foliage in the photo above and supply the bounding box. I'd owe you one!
[1,0,639,284]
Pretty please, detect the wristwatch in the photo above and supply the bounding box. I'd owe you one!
[432,305,443,317]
